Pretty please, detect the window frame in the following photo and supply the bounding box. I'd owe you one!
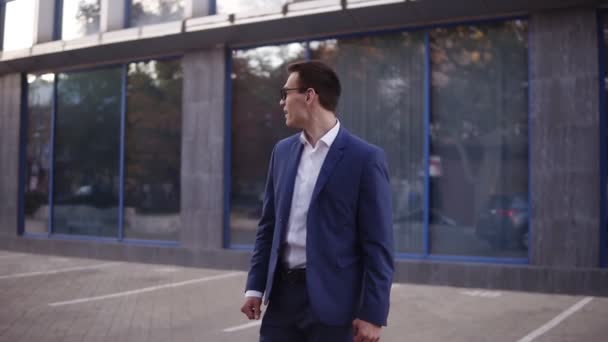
[598,11,607,268]
[0,1,6,51]
[18,56,183,247]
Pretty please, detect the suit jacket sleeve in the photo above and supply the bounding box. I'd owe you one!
[356,148,395,326]
[245,146,276,293]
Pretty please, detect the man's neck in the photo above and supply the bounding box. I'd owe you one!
[303,114,337,147]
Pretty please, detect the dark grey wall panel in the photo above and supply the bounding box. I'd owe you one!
[0,73,21,237]
[529,9,601,268]
[180,48,226,250]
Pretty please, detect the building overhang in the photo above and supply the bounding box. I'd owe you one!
[0,0,601,75]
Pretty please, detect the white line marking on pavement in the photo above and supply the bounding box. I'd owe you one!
[0,263,118,280]
[461,290,502,298]
[516,297,593,342]
[154,267,179,273]
[0,254,24,259]
[223,321,262,333]
[49,272,243,307]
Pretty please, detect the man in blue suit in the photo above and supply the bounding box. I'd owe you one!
[240,60,394,342]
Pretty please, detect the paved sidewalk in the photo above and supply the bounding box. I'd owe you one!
[0,251,606,342]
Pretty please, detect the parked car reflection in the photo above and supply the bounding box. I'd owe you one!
[475,194,529,250]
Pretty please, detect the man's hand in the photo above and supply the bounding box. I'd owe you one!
[352,318,382,342]
[240,296,263,320]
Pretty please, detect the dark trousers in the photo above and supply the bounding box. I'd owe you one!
[260,271,353,342]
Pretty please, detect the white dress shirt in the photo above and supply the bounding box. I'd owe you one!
[245,120,340,298]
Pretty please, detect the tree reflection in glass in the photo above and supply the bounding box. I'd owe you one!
[61,0,100,40]
[429,21,529,258]
[53,67,122,237]
[130,0,184,27]
[24,74,54,234]
[230,43,305,245]
[310,33,426,254]
[124,59,182,241]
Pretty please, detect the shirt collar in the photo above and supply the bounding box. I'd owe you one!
[299,120,340,148]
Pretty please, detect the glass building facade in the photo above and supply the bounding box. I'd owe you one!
[22,59,183,242]
[229,20,530,260]
[0,0,604,276]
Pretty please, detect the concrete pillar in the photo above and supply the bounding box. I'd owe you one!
[529,8,601,267]
[33,0,56,44]
[0,74,22,237]
[100,0,126,32]
[184,0,211,18]
[180,48,226,250]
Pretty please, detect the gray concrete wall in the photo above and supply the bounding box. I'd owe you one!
[180,48,226,251]
[529,8,602,268]
[33,0,56,44]
[101,0,126,32]
[185,0,211,18]
[0,73,21,237]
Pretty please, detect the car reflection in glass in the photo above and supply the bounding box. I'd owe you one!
[475,194,529,251]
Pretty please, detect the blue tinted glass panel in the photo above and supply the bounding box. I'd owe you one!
[309,33,426,255]
[53,67,122,237]
[24,74,54,234]
[429,21,529,258]
[123,59,182,241]
[230,43,306,246]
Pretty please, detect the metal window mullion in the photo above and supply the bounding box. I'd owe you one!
[422,31,431,257]
[53,0,63,40]
[124,0,132,28]
[0,2,5,50]
[305,41,311,60]
[209,0,217,16]
[118,64,127,241]
[526,19,533,263]
[597,13,607,268]
[17,74,28,235]
[223,48,233,248]
[48,74,58,236]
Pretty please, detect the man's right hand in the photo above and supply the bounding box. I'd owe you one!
[241,296,263,320]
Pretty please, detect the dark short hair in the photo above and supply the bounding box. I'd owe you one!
[287,60,341,112]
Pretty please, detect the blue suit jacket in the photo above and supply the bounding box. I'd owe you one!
[245,126,394,326]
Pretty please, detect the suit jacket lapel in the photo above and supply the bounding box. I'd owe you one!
[311,127,348,202]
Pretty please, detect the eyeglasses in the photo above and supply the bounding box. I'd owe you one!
[280,87,307,101]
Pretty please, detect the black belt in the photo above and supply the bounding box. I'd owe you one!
[277,267,306,284]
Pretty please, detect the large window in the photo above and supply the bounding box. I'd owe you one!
[23,74,54,234]
[2,0,35,51]
[130,0,184,27]
[228,20,529,261]
[61,0,100,40]
[429,22,529,258]
[124,59,182,241]
[309,33,426,254]
[23,58,183,242]
[53,67,122,237]
[216,0,284,15]
[229,43,306,245]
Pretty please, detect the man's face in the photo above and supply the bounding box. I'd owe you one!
[280,72,309,129]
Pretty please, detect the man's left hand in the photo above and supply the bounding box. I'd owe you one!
[352,318,382,342]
